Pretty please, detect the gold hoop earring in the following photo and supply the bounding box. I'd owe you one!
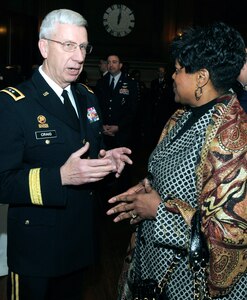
[195,85,203,101]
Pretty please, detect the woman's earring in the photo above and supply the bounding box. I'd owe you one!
[195,85,203,101]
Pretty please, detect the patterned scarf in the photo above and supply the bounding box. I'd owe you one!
[162,93,247,297]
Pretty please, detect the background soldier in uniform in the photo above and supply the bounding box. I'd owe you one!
[95,54,138,198]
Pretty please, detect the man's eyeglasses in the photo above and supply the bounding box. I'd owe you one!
[44,38,93,54]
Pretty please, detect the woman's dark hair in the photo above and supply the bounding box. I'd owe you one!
[171,22,246,93]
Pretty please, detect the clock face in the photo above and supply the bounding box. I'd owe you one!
[103,4,135,37]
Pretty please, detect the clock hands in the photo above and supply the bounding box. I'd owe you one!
[117,7,122,25]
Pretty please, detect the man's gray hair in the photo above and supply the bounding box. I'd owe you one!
[39,9,88,39]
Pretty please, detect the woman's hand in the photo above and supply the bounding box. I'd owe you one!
[106,181,162,224]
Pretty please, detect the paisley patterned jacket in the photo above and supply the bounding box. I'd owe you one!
[162,93,247,297]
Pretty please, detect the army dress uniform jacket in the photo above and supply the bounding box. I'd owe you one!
[0,70,104,277]
[95,72,138,148]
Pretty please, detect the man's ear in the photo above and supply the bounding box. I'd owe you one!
[38,39,48,59]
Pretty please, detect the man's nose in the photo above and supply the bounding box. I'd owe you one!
[73,48,86,62]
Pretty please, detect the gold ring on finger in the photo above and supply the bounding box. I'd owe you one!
[130,211,137,219]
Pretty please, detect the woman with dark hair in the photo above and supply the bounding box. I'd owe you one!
[107,22,247,300]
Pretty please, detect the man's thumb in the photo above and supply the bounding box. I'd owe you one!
[74,142,90,158]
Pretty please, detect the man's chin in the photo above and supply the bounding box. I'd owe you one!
[66,75,80,83]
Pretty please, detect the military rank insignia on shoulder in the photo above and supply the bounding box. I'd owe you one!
[0,87,25,101]
[80,83,94,94]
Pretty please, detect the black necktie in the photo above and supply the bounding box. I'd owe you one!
[109,77,115,94]
[62,90,79,128]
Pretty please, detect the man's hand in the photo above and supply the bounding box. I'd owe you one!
[60,142,117,185]
[99,147,133,178]
[103,125,119,136]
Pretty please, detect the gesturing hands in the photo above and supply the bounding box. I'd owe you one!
[102,125,119,136]
[106,178,162,224]
[60,142,133,185]
[99,147,132,178]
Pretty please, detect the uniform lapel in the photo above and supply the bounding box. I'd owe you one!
[32,71,80,131]
[72,85,87,139]
[103,73,112,97]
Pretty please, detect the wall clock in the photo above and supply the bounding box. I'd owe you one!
[103,4,135,37]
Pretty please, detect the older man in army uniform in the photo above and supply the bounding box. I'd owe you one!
[0,9,132,300]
